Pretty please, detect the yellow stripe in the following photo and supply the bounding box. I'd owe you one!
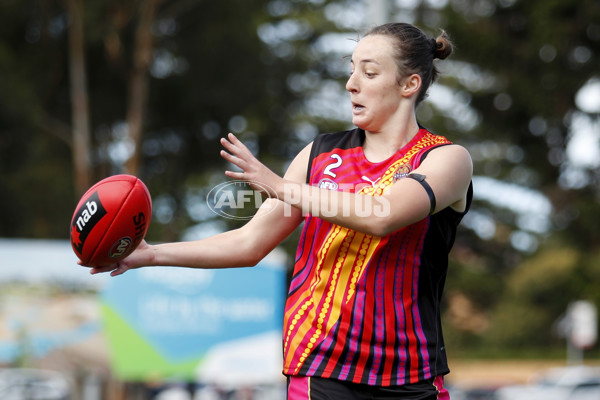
[293,228,354,371]
[286,228,382,373]
[283,224,343,369]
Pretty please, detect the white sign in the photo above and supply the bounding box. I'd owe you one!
[569,300,597,349]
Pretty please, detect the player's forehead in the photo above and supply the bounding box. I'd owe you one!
[350,35,395,66]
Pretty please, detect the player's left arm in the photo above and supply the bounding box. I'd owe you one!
[408,144,473,215]
[303,144,472,236]
[221,134,472,237]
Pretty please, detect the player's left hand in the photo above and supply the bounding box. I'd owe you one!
[220,133,283,197]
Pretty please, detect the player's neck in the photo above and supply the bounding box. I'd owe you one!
[363,115,419,163]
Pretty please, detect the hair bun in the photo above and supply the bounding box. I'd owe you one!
[433,31,453,60]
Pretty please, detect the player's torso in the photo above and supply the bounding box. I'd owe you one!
[283,128,453,385]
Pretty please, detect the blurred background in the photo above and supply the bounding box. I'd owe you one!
[1,0,600,399]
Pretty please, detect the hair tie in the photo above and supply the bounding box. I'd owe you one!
[430,38,438,55]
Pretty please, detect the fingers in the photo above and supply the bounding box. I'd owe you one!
[110,264,128,277]
[220,148,247,179]
[220,136,242,164]
[220,133,256,178]
[89,262,128,277]
[85,240,150,277]
[220,133,249,158]
[220,148,245,167]
[225,132,246,149]
[89,264,113,275]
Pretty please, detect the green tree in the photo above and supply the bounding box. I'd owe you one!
[0,0,343,240]
[434,0,600,260]
[424,0,600,352]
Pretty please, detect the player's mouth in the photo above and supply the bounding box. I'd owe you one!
[352,102,365,113]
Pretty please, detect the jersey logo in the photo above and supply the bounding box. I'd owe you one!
[318,178,338,190]
[361,176,381,188]
[392,164,412,182]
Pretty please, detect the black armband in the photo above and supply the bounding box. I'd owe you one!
[407,173,436,215]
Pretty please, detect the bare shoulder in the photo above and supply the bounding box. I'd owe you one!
[431,143,471,161]
[422,144,472,175]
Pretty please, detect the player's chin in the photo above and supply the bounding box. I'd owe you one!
[351,117,371,132]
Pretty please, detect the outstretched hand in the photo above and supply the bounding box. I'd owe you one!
[80,239,153,277]
[220,133,283,197]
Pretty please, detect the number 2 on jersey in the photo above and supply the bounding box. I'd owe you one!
[323,154,342,178]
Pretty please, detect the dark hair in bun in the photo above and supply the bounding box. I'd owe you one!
[433,31,453,60]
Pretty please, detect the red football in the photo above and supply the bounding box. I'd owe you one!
[70,174,152,267]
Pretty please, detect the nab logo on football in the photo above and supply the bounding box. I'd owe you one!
[71,191,107,255]
[110,237,133,259]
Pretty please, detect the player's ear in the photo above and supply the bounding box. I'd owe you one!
[400,74,421,98]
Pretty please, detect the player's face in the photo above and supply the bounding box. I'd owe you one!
[346,35,404,133]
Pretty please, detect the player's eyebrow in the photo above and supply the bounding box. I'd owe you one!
[350,58,381,65]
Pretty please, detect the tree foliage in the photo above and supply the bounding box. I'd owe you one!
[435,0,600,255]
[421,0,600,353]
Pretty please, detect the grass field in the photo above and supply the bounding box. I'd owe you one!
[448,358,600,389]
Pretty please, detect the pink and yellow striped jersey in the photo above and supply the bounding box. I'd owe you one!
[282,127,472,386]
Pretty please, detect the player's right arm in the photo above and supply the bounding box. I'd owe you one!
[89,142,312,277]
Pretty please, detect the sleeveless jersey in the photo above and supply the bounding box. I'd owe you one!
[282,127,473,386]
